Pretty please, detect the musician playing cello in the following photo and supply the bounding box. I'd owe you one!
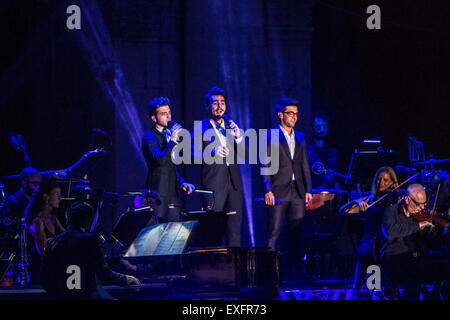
[339,166,400,299]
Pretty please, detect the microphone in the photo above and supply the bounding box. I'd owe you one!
[168,120,188,132]
[194,189,214,195]
[221,114,231,127]
[255,198,282,204]
[221,114,239,134]
[167,121,190,143]
[167,120,175,130]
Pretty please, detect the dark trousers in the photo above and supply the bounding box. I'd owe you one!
[203,168,243,247]
[266,182,305,266]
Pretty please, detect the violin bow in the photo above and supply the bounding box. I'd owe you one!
[367,173,419,209]
[430,183,441,216]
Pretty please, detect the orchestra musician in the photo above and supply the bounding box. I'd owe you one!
[339,166,399,299]
[381,183,449,300]
[0,167,41,284]
[24,180,65,284]
[41,201,140,299]
[306,110,340,189]
[0,167,41,223]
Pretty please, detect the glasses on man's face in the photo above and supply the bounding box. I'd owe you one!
[282,111,298,117]
[409,196,427,207]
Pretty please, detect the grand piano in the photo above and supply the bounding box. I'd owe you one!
[106,211,280,299]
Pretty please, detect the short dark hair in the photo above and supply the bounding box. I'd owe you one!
[274,98,299,114]
[67,201,95,229]
[205,87,227,109]
[19,167,40,182]
[148,97,170,117]
[311,110,330,126]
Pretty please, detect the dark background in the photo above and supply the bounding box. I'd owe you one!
[1,0,448,247]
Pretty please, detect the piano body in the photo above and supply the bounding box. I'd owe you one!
[106,218,280,299]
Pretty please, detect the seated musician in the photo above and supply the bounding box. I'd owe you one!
[339,166,399,299]
[381,183,449,300]
[1,167,41,225]
[0,167,41,283]
[41,201,140,299]
[306,110,340,189]
[24,180,65,284]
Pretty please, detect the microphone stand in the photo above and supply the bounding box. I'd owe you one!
[195,189,215,211]
[96,223,124,250]
[17,135,32,167]
[110,198,118,256]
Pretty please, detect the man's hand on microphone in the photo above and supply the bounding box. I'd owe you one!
[170,123,183,142]
[228,120,241,139]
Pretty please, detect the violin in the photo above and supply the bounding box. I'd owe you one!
[340,182,405,215]
[411,183,450,227]
[377,188,403,207]
[411,207,450,227]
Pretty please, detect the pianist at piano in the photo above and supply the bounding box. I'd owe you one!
[40,201,140,299]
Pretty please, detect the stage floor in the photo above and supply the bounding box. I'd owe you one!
[0,281,439,300]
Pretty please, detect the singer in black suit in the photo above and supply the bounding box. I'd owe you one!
[193,87,246,247]
[142,97,195,222]
[262,98,312,281]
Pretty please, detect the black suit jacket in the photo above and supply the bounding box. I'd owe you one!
[142,126,186,198]
[262,127,312,199]
[193,119,244,192]
[41,227,127,299]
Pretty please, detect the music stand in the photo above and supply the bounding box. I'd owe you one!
[182,210,230,249]
[124,221,199,257]
[347,150,397,191]
[65,149,108,178]
[112,209,156,251]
